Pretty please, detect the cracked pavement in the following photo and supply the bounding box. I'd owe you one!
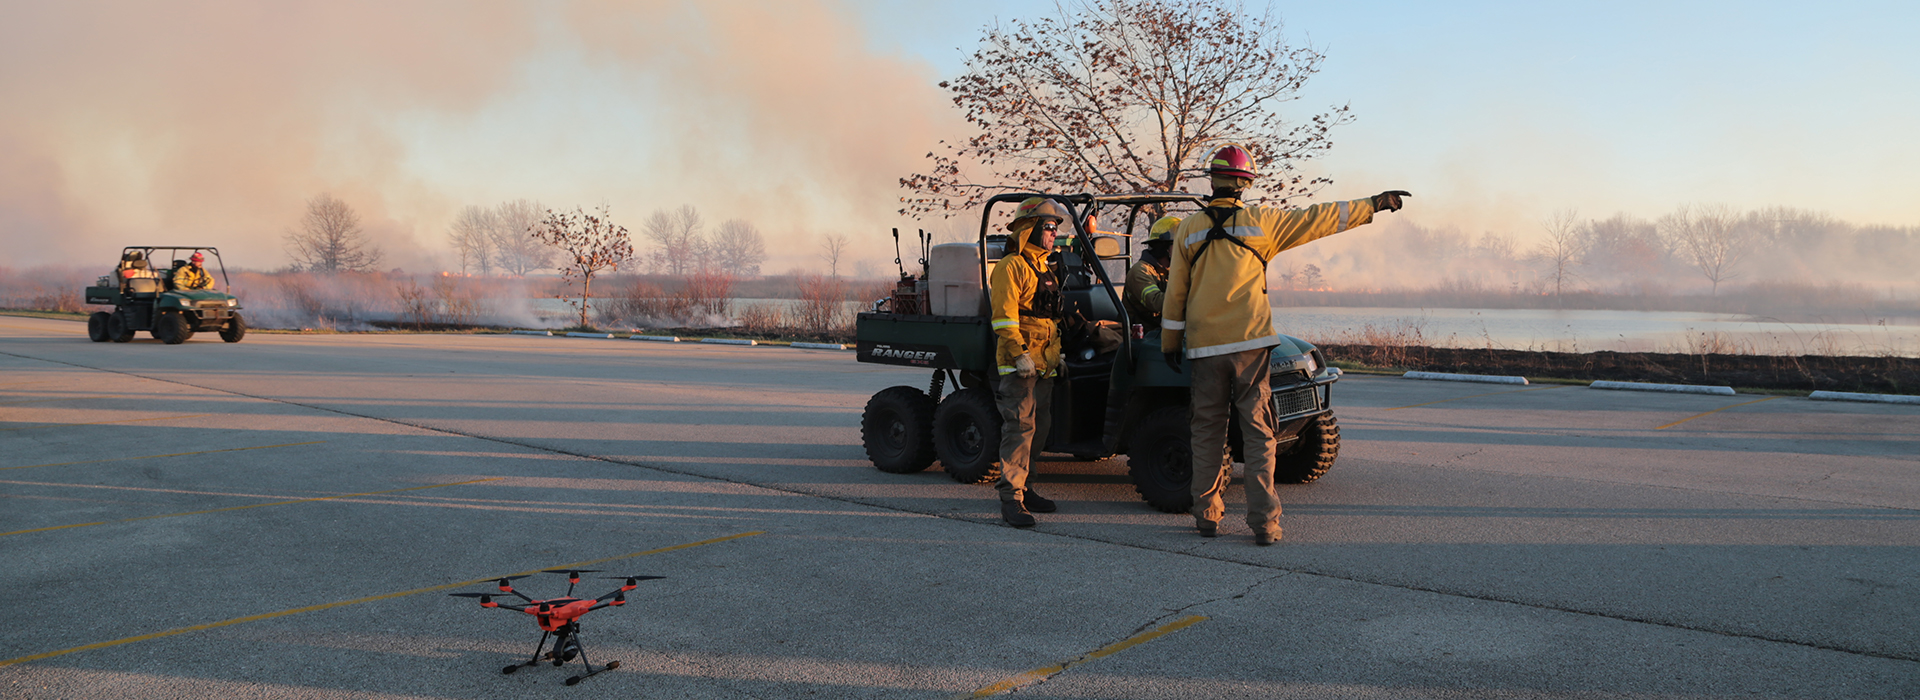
[3,315,1918,698]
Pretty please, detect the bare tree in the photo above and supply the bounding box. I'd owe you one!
[642,205,707,276]
[1301,263,1322,290]
[285,193,383,272]
[530,205,635,329]
[709,220,768,277]
[820,233,850,277]
[446,205,497,276]
[1662,204,1754,296]
[1533,209,1586,299]
[490,199,553,277]
[901,0,1352,217]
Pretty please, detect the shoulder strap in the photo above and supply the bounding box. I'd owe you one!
[1191,206,1271,269]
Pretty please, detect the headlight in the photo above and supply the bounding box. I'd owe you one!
[227,299,237,306]
[1303,352,1318,373]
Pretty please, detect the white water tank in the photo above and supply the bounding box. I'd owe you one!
[928,243,987,316]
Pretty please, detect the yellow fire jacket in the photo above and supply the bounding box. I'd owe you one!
[1124,256,1167,328]
[1162,196,1377,359]
[988,230,1063,377]
[174,266,214,290]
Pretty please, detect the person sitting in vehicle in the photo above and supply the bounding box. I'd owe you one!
[174,252,215,291]
[1124,215,1180,330]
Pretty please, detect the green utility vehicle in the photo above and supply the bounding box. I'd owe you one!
[84,246,247,345]
[855,192,1343,513]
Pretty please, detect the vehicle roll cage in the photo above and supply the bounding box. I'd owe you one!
[975,191,1207,372]
[121,246,232,290]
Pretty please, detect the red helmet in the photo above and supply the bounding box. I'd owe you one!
[190,252,204,264]
[1207,145,1257,179]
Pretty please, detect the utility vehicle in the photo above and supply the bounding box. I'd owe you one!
[855,192,1343,513]
[85,246,246,345]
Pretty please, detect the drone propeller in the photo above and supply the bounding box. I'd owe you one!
[543,569,604,575]
[599,575,667,583]
[447,592,495,598]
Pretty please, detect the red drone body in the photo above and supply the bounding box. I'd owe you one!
[451,569,663,686]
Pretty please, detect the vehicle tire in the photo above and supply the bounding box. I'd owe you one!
[155,310,191,344]
[1127,406,1194,513]
[1274,413,1338,484]
[932,387,1001,484]
[88,312,111,342]
[220,312,247,343]
[862,386,937,474]
[106,310,135,343]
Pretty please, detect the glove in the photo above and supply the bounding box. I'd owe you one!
[1162,350,1182,374]
[1014,353,1036,378]
[1371,190,1411,212]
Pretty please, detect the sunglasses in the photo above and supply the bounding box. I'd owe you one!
[1040,221,1060,231]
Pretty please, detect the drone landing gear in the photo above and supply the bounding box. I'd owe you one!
[500,622,617,686]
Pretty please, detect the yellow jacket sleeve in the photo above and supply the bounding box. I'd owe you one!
[1252,198,1377,260]
[988,255,1031,350]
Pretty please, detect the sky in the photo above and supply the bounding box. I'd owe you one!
[2,0,1916,276]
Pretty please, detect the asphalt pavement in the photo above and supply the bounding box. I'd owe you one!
[2,314,1916,699]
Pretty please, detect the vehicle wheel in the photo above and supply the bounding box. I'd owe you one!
[1274,413,1338,484]
[88,312,111,342]
[932,387,1001,484]
[220,312,247,343]
[862,386,937,473]
[1126,405,1194,514]
[106,310,135,343]
[155,310,191,344]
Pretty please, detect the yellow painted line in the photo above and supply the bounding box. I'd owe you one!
[1655,396,1779,430]
[0,395,124,405]
[1385,385,1561,411]
[0,530,765,668]
[964,615,1207,698]
[0,478,503,537]
[0,441,325,472]
[0,413,211,432]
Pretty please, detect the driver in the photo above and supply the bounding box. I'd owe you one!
[174,252,215,291]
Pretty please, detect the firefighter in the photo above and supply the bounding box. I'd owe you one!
[1161,144,1408,545]
[988,196,1070,528]
[174,252,215,291]
[1124,215,1181,329]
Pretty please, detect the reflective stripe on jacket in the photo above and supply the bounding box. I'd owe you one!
[989,230,1062,377]
[175,266,214,290]
[1161,196,1376,359]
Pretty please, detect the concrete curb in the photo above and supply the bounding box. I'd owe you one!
[1591,380,1735,396]
[1404,371,1527,385]
[1809,390,1920,405]
[510,330,551,336]
[700,338,757,346]
[565,332,614,339]
[631,335,682,343]
[790,342,848,350]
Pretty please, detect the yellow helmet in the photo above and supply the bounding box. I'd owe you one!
[1147,216,1182,242]
[1010,196,1069,232]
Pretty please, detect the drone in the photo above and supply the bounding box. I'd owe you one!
[449,569,664,686]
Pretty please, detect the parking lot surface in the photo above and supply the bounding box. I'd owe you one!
[3,315,1917,698]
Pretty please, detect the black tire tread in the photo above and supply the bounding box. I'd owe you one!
[933,387,1001,484]
[220,312,247,343]
[1126,405,1194,513]
[87,312,111,342]
[1274,413,1339,484]
[862,386,937,474]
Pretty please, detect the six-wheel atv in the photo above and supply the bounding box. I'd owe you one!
[855,192,1344,513]
[85,246,247,345]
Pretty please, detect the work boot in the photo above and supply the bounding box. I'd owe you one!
[1254,529,1281,546]
[1196,521,1218,538]
[1001,501,1036,528]
[1023,490,1056,513]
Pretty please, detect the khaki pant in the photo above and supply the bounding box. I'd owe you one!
[994,374,1053,503]
[1188,348,1279,535]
